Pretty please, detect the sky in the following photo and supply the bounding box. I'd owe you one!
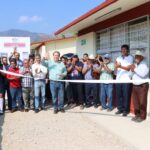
[0,0,105,34]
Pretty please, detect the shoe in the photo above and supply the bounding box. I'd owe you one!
[25,109,29,112]
[80,105,84,110]
[34,109,39,113]
[122,112,128,117]
[71,103,77,108]
[0,110,4,115]
[134,118,144,123]
[11,109,17,113]
[100,107,107,111]
[107,109,113,112]
[19,109,24,112]
[85,104,91,108]
[60,108,65,113]
[94,104,98,108]
[30,107,34,111]
[131,116,139,121]
[41,107,47,111]
[54,109,58,114]
[115,110,123,115]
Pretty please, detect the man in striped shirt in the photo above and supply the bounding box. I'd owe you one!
[20,59,34,112]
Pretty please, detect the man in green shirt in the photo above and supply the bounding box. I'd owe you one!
[43,51,67,114]
[98,54,114,111]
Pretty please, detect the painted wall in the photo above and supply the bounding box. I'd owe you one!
[37,38,76,60]
[76,32,96,58]
[45,38,76,60]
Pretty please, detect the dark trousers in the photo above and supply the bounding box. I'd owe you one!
[116,83,131,113]
[3,85,12,110]
[70,83,84,105]
[65,82,73,104]
[132,83,149,120]
[85,83,98,105]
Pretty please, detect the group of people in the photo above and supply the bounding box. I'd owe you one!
[0,44,149,123]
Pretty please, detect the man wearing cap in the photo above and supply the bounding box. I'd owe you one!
[82,54,99,108]
[130,50,149,122]
[98,54,115,111]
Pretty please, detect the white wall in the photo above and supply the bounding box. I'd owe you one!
[76,32,96,58]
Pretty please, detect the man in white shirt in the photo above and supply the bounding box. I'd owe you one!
[130,50,149,122]
[115,45,134,116]
[32,54,48,113]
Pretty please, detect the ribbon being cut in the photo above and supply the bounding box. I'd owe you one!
[0,69,150,84]
[0,69,33,78]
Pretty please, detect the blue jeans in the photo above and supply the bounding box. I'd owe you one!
[116,83,131,112]
[34,80,46,109]
[50,81,64,110]
[100,84,113,110]
[10,88,23,109]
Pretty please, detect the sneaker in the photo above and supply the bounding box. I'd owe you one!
[115,110,123,115]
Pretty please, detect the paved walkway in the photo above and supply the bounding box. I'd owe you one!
[0,106,149,150]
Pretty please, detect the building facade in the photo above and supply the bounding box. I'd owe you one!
[31,37,76,59]
[55,0,150,117]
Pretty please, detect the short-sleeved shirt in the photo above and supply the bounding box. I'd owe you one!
[69,61,83,80]
[100,62,115,80]
[116,55,134,80]
[20,67,33,88]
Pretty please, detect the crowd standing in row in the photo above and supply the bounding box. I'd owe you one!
[0,44,149,123]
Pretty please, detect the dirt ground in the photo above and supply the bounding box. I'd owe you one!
[0,107,136,150]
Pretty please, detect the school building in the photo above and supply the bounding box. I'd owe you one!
[54,0,150,117]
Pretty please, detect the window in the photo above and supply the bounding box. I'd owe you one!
[96,30,110,51]
[110,25,126,50]
[128,17,148,49]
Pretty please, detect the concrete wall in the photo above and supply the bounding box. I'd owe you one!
[45,38,76,60]
[76,32,96,58]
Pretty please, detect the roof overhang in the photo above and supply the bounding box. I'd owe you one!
[55,0,150,36]
[31,37,76,50]
[31,42,44,50]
